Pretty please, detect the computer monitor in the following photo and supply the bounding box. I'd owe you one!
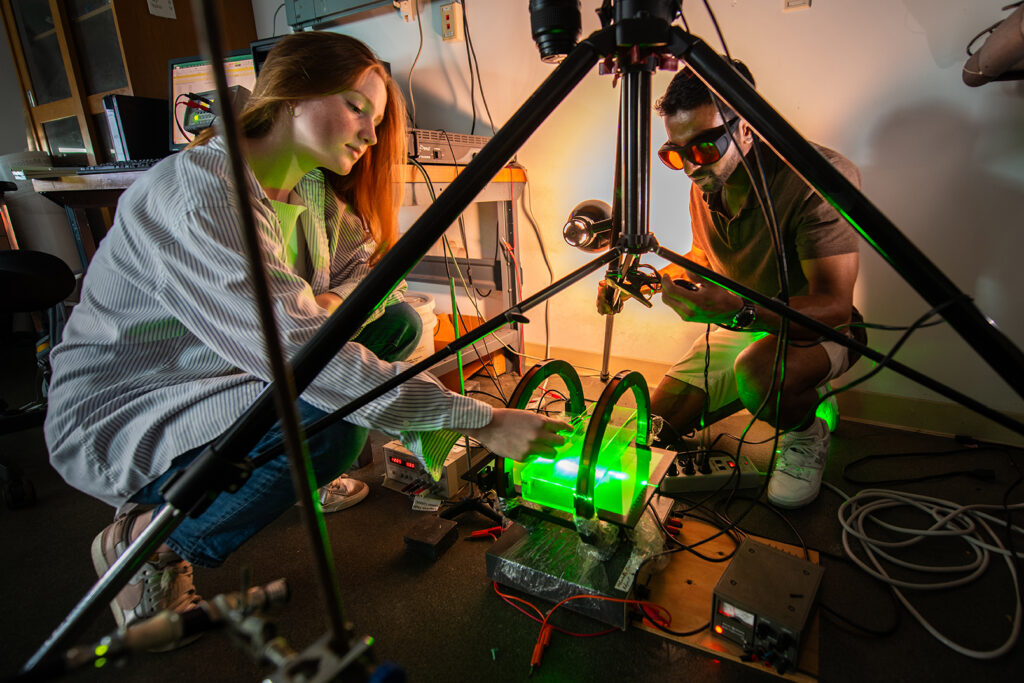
[250,36,283,76]
[168,50,257,151]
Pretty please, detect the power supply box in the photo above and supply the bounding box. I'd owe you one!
[382,439,481,499]
[711,539,823,674]
[407,128,491,165]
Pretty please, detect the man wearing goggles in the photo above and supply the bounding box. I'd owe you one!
[599,61,863,510]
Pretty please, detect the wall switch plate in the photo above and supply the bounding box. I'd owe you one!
[783,0,811,10]
[440,2,464,42]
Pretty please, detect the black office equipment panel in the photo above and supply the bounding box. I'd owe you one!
[101,95,172,162]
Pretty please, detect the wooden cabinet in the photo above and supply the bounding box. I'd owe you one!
[1,0,256,165]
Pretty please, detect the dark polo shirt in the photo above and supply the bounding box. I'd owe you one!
[688,141,861,298]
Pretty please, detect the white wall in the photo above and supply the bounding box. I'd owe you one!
[249,0,1024,417]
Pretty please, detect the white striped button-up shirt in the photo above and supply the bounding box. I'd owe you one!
[44,137,490,508]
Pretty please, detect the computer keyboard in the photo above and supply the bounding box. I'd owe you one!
[76,158,163,175]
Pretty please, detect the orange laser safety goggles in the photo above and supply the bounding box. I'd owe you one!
[657,117,741,170]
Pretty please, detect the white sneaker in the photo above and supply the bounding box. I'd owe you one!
[90,512,203,650]
[767,418,829,509]
[318,475,369,513]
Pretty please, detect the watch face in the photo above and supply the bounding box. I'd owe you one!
[733,304,756,329]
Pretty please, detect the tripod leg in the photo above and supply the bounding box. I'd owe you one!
[290,250,624,445]
[654,245,1024,438]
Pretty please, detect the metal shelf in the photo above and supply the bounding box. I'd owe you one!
[426,326,520,379]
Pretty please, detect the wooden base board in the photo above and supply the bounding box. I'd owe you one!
[637,520,819,681]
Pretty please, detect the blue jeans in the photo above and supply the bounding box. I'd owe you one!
[130,302,423,567]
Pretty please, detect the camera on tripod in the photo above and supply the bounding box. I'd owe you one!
[529,0,683,62]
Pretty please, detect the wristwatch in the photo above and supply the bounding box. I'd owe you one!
[731,302,757,330]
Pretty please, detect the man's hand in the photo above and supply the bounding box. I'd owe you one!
[596,279,625,315]
[463,408,571,462]
[659,273,741,326]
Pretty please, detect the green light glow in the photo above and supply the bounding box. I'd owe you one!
[94,644,109,657]
[513,405,650,517]
[94,657,107,669]
[816,386,839,432]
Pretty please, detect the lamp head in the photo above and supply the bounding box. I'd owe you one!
[563,199,613,252]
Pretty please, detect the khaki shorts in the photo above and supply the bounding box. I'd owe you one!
[666,326,855,412]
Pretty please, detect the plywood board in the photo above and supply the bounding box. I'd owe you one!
[637,520,819,681]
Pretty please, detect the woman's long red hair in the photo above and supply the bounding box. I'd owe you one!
[190,32,406,264]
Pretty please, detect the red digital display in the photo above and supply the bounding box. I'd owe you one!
[389,455,417,469]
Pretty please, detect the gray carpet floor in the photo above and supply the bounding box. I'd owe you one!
[2,334,1023,682]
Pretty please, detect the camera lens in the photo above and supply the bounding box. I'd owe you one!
[529,0,582,64]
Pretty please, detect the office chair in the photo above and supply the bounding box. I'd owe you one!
[0,244,76,508]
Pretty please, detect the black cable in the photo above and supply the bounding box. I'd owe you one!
[439,131,472,264]
[466,388,506,403]
[407,0,425,128]
[812,545,903,639]
[717,488,903,639]
[721,295,972,451]
[784,316,947,349]
[441,235,509,402]
[853,318,945,332]
[272,3,285,37]
[811,296,969,415]
[408,157,509,402]
[702,0,732,60]
[462,1,477,134]
[651,497,744,560]
[842,446,1004,486]
[461,1,496,135]
[720,494,808,558]
[700,0,792,493]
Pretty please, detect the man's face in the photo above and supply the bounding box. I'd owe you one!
[662,103,749,194]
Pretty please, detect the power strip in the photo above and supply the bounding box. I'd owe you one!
[658,454,763,494]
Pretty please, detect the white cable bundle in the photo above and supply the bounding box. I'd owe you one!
[828,483,1024,659]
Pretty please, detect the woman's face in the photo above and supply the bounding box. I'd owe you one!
[290,69,387,176]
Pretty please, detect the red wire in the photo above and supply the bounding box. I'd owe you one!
[493,581,676,673]
[533,591,672,666]
[492,582,618,638]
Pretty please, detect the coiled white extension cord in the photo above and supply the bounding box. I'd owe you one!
[825,482,1023,659]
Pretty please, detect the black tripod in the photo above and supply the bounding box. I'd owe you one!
[22,0,1024,678]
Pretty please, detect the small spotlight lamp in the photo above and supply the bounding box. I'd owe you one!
[562,199,614,252]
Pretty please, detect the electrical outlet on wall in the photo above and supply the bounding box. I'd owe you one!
[395,0,413,22]
[440,2,465,42]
